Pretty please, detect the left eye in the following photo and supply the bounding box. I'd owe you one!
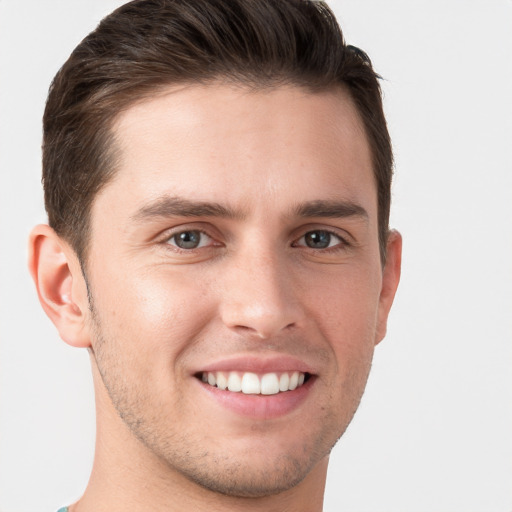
[166,230,213,250]
[296,230,344,249]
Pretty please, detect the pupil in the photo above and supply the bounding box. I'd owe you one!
[175,231,200,249]
[305,231,330,249]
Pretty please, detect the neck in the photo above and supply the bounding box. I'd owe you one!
[76,453,327,512]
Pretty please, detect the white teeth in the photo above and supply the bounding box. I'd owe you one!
[216,372,228,390]
[279,373,289,392]
[241,372,260,394]
[289,371,299,390]
[261,373,280,395]
[202,371,307,395]
[227,372,242,392]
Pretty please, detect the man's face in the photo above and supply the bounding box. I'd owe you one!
[84,84,396,496]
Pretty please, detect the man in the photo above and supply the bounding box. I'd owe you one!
[28,0,401,510]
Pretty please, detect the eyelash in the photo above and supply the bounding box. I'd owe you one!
[293,229,350,252]
[160,227,351,254]
[163,229,218,252]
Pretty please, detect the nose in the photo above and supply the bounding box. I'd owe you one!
[218,249,305,339]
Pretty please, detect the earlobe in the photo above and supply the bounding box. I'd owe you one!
[375,229,402,345]
[28,224,91,348]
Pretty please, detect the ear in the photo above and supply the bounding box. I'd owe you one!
[28,224,91,348]
[375,229,402,345]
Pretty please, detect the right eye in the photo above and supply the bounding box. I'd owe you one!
[166,230,214,250]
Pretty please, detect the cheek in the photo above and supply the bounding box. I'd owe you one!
[89,267,217,376]
[304,265,381,395]
[314,278,379,425]
[306,264,382,341]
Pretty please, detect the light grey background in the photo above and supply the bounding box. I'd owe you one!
[1,1,511,511]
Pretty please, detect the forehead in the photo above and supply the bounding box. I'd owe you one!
[98,84,375,220]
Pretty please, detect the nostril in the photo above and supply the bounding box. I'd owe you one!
[219,285,304,340]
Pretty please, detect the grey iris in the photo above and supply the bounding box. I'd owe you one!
[305,231,331,249]
[175,231,201,249]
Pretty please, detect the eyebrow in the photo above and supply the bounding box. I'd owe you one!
[293,199,368,221]
[131,196,245,222]
[131,196,368,223]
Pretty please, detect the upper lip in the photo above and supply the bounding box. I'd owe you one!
[195,354,316,375]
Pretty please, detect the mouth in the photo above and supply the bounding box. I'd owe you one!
[196,371,311,395]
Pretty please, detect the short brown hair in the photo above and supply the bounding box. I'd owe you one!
[43,0,393,262]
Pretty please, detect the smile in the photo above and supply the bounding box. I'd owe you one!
[200,371,308,395]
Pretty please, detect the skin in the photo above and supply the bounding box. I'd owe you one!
[29,84,401,512]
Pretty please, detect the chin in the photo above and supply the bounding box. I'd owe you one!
[171,450,323,498]
[142,418,342,499]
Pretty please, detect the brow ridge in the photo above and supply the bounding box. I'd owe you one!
[293,199,368,221]
[132,196,368,223]
[132,196,245,222]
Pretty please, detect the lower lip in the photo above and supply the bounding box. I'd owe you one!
[196,376,315,420]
